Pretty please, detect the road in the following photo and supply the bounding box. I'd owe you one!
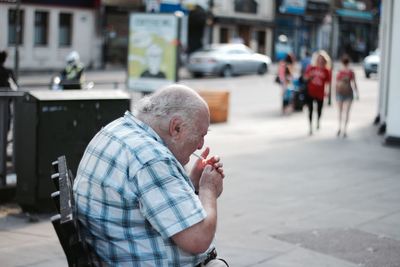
[1,66,400,267]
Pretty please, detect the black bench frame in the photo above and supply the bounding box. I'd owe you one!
[50,155,93,267]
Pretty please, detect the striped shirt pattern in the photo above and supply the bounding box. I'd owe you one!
[73,111,212,266]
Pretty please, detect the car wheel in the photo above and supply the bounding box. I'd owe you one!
[257,63,267,75]
[221,65,233,78]
[192,72,203,78]
[365,71,371,78]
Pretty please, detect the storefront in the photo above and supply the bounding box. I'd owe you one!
[274,0,379,62]
[101,1,144,67]
[275,0,329,61]
[335,0,379,62]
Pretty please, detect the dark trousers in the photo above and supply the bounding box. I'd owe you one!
[306,96,324,124]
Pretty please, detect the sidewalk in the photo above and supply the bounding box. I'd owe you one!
[1,67,399,267]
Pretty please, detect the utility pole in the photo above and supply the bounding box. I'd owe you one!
[327,0,335,106]
[14,0,21,83]
[206,0,214,45]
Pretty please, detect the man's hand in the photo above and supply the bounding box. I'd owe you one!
[199,165,224,198]
[190,147,225,191]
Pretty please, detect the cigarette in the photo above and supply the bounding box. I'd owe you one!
[192,152,206,161]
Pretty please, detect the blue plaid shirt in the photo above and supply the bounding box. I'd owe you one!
[73,111,213,266]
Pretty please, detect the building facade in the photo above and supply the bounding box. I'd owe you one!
[210,0,275,57]
[0,0,103,72]
[377,0,400,143]
[274,0,380,62]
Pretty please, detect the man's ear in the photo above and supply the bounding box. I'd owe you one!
[169,116,183,138]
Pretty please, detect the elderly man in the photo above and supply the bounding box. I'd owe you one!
[73,84,227,266]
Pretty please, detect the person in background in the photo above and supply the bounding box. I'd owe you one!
[300,50,312,78]
[0,50,17,90]
[73,84,228,266]
[304,50,331,135]
[278,53,295,114]
[288,50,312,112]
[0,50,17,132]
[60,51,85,89]
[335,54,359,138]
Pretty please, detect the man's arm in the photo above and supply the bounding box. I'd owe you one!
[172,165,223,254]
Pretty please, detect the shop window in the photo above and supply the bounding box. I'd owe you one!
[257,30,266,53]
[234,0,258,14]
[34,11,48,46]
[220,28,229,43]
[59,13,72,46]
[8,9,24,45]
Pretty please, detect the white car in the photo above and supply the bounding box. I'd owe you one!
[363,50,380,78]
[187,43,272,78]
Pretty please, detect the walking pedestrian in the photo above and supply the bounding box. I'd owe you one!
[277,53,296,114]
[304,50,331,135]
[0,50,16,90]
[0,50,17,132]
[335,54,359,138]
[293,50,312,111]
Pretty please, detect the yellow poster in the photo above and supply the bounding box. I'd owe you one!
[128,13,178,92]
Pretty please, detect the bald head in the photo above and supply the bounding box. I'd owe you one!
[135,84,209,124]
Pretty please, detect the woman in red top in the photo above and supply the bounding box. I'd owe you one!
[304,50,331,135]
[335,54,359,138]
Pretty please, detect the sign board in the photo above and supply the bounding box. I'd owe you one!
[279,0,307,15]
[128,13,180,92]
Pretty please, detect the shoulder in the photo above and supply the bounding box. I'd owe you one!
[306,65,315,72]
[336,69,345,75]
[78,118,174,184]
[337,69,352,76]
[104,117,174,168]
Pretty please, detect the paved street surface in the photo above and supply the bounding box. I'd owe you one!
[1,65,399,266]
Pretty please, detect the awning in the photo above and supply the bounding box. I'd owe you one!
[214,16,274,28]
[336,8,374,21]
[279,0,307,15]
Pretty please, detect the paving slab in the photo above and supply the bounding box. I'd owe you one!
[274,228,400,267]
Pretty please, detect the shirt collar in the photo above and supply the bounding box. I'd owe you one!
[123,111,165,145]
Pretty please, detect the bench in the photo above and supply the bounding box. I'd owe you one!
[50,155,93,267]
